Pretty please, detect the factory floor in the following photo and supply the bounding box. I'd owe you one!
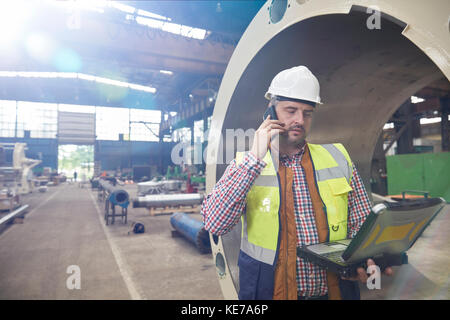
[0,182,448,300]
[0,182,223,299]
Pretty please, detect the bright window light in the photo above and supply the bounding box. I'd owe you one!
[420,117,441,125]
[172,127,192,143]
[162,22,181,34]
[134,16,163,29]
[25,33,56,63]
[95,77,129,88]
[96,107,129,140]
[58,104,96,114]
[194,120,205,143]
[0,100,17,137]
[110,2,136,14]
[130,109,161,141]
[77,74,97,81]
[17,101,57,138]
[0,71,156,94]
[129,15,207,40]
[1,100,166,141]
[47,0,171,21]
[137,9,171,21]
[0,1,33,48]
[47,1,206,40]
[47,0,106,13]
[411,96,425,104]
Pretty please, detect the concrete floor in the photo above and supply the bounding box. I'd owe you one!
[0,183,223,300]
[0,182,448,300]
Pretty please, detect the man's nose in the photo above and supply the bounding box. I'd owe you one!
[293,111,305,125]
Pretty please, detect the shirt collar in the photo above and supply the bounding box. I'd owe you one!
[280,142,307,165]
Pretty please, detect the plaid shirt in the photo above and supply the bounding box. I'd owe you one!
[202,144,372,297]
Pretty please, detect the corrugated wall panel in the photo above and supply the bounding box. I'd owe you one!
[58,111,95,144]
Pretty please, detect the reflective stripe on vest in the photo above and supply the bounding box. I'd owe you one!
[315,144,352,182]
[236,151,279,265]
[236,143,353,265]
[308,143,353,240]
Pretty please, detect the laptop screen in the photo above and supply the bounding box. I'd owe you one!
[342,198,445,263]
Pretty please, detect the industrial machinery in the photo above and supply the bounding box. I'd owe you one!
[137,180,164,196]
[97,179,130,225]
[0,144,31,227]
[12,143,41,194]
[205,0,450,299]
[0,167,21,211]
[170,212,211,254]
[0,143,40,212]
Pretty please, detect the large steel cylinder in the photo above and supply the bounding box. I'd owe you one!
[137,180,164,195]
[98,179,130,208]
[205,1,450,299]
[132,193,204,208]
[170,212,211,254]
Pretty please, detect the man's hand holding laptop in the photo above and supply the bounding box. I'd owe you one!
[342,258,394,283]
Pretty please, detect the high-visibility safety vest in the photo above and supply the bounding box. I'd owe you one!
[235,143,354,299]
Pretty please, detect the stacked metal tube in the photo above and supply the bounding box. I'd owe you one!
[98,179,130,208]
[132,193,204,208]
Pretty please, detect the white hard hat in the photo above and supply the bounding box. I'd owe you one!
[265,66,322,104]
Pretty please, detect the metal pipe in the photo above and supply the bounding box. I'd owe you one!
[170,212,211,254]
[98,179,129,208]
[132,193,204,208]
[0,204,29,226]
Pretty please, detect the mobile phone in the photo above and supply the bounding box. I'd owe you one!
[263,105,278,120]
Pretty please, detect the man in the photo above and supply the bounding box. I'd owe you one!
[201,66,392,300]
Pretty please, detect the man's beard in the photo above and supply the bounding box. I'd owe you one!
[280,125,306,146]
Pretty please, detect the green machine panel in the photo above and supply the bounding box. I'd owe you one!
[386,152,450,202]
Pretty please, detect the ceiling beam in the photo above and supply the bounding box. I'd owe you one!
[0,6,234,77]
[0,77,181,111]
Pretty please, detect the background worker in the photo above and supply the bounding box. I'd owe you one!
[201,66,393,300]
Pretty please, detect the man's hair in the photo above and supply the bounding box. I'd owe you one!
[270,95,316,108]
[269,96,279,108]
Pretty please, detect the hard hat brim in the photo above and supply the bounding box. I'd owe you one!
[264,92,323,104]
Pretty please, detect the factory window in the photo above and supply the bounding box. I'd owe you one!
[16,101,57,138]
[58,104,96,114]
[0,100,17,137]
[172,127,191,143]
[95,107,129,140]
[194,120,204,143]
[129,109,161,141]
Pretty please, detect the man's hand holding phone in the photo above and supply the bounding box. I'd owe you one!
[250,115,286,160]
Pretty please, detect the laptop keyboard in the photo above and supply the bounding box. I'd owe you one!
[323,251,345,262]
